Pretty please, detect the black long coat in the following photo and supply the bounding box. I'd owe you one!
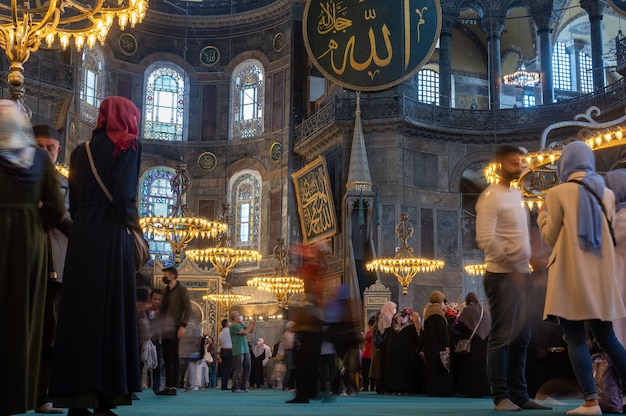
[423,314,454,396]
[51,131,142,408]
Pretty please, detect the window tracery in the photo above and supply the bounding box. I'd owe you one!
[417,69,439,105]
[140,167,176,262]
[79,48,105,124]
[231,61,264,139]
[230,171,260,249]
[144,65,185,141]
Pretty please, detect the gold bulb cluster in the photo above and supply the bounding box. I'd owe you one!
[203,292,251,308]
[140,216,227,240]
[247,276,304,307]
[464,263,534,276]
[55,163,69,178]
[366,257,445,295]
[464,263,486,276]
[185,247,262,278]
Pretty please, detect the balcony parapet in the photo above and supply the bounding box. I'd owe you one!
[295,79,626,148]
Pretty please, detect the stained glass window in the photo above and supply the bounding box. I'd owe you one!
[80,48,105,124]
[232,61,264,139]
[140,167,176,262]
[579,51,593,94]
[417,69,439,105]
[144,66,185,141]
[230,171,260,249]
[553,42,572,91]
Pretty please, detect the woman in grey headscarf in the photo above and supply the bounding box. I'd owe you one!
[0,100,65,415]
[538,141,626,416]
[605,169,626,347]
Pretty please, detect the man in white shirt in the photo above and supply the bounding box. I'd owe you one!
[476,145,550,412]
[218,318,233,390]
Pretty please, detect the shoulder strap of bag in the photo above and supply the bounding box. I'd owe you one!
[86,140,113,203]
[568,179,617,247]
[467,305,484,342]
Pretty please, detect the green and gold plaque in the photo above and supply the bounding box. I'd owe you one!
[303,0,441,91]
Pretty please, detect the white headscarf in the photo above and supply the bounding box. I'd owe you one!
[0,100,35,168]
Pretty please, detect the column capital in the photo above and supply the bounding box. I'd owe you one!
[481,15,506,39]
[580,0,606,18]
[441,12,458,37]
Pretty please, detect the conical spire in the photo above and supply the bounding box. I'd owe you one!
[346,92,372,192]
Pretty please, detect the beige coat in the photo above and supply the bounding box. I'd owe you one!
[538,171,626,322]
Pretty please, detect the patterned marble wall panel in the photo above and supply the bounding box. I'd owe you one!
[436,209,460,267]
[412,151,439,190]
[380,204,397,257]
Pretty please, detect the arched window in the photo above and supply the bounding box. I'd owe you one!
[79,47,105,123]
[140,167,176,263]
[230,171,261,249]
[231,61,264,139]
[144,65,186,141]
[417,69,439,105]
[579,51,593,94]
[553,41,572,91]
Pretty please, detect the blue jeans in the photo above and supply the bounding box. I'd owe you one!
[559,318,626,401]
[209,360,217,388]
[483,271,531,405]
[232,352,251,391]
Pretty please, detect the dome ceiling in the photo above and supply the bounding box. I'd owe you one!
[149,0,279,16]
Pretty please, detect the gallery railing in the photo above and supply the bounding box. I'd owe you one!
[295,79,626,146]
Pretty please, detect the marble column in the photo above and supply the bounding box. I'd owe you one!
[580,0,606,91]
[438,13,457,108]
[532,11,554,105]
[482,15,505,109]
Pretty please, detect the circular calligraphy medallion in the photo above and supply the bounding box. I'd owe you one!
[270,141,283,161]
[200,46,220,67]
[303,0,441,91]
[119,34,137,56]
[273,33,285,52]
[198,152,217,171]
[608,0,626,17]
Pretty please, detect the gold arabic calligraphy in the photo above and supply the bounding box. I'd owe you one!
[315,0,429,78]
[297,166,336,239]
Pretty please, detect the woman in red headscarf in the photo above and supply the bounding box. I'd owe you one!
[51,97,143,416]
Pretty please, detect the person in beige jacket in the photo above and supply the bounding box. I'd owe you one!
[538,141,626,416]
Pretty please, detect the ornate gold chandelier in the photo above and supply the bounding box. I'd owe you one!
[0,0,148,104]
[247,238,304,308]
[366,213,445,295]
[55,162,69,178]
[186,203,261,309]
[203,290,251,311]
[139,162,227,264]
[502,60,539,88]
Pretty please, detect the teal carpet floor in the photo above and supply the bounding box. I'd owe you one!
[20,390,599,416]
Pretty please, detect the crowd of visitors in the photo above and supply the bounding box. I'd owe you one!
[5,97,626,416]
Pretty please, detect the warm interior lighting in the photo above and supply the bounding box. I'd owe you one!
[464,263,486,276]
[247,238,304,308]
[139,162,227,264]
[185,203,262,310]
[502,60,539,88]
[203,290,251,311]
[0,0,148,105]
[55,163,69,178]
[366,213,445,295]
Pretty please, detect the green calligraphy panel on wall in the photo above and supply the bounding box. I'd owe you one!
[292,156,338,244]
[303,0,441,91]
